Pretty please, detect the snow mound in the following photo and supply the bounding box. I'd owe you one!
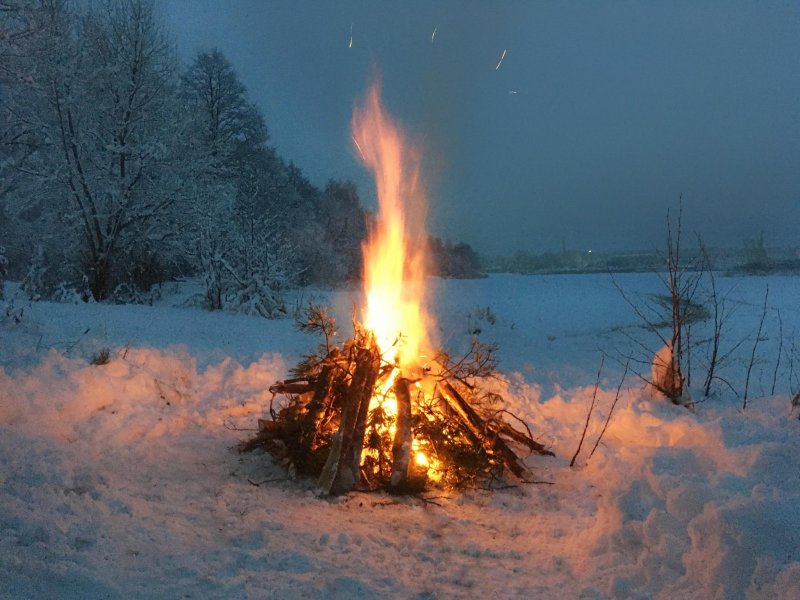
[1,346,798,598]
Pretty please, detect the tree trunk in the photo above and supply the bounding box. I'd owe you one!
[87,254,112,301]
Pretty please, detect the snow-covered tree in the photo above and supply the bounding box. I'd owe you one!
[20,244,47,300]
[193,180,235,310]
[224,213,294,318]
[428,237,482,279]
[3,7,371,304]
[297,179,366,285]
[0,0,33,290]
[4,0,187,300]
[180,48,268,174]
[180,48,304,313]
[1,1,54,262]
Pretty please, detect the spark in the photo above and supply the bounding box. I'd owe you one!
[348,22,353,48]
[431,26,438,43]
[495,48,507,71]
[351,135,365,160]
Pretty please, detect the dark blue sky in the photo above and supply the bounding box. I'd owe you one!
[158,1,799,255]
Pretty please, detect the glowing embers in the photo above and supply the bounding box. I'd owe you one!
[360,374,443,488]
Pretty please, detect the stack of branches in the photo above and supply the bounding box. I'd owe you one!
[241,305,554,495]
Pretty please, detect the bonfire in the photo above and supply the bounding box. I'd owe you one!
[242,83,553,494]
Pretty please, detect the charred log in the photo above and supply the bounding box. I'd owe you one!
[317,341,380,495]
[269,380,314,395]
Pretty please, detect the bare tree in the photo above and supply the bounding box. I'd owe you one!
[698,242,741,398]
[614,202,704,405]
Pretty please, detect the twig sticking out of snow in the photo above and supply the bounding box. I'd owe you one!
[588,358,629,462]
[770,308,783,396]
[570,355,604,467]
[743,285,769,410]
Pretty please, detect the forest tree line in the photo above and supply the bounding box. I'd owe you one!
[0,0,480,313]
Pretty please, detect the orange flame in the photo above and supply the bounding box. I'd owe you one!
[352,82,432,370]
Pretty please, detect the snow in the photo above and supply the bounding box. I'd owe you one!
[1,273,799,599]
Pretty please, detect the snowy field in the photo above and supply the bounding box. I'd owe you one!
[1,273,799,599]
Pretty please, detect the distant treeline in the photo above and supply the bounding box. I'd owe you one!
[482,242,800,276]
[481,251,663,275]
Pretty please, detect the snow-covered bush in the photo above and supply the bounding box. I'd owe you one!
[53,277,93,304]
[111,282,160,306]
[224,218,295,319]
[19,245,95,303]
[226,271,287,319]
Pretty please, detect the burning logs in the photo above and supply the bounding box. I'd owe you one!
[318,341,381,495]
[242,312,553,495]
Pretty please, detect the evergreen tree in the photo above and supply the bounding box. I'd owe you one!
[180,48,299,312]
[315,179,366,284]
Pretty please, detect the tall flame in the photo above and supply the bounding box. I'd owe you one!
[352,82,432,368]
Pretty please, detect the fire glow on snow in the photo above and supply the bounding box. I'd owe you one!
[1,275,799,598]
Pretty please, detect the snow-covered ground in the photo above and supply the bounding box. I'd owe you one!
[1,273,798,599]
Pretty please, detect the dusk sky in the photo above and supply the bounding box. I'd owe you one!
[158,1,799,255]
